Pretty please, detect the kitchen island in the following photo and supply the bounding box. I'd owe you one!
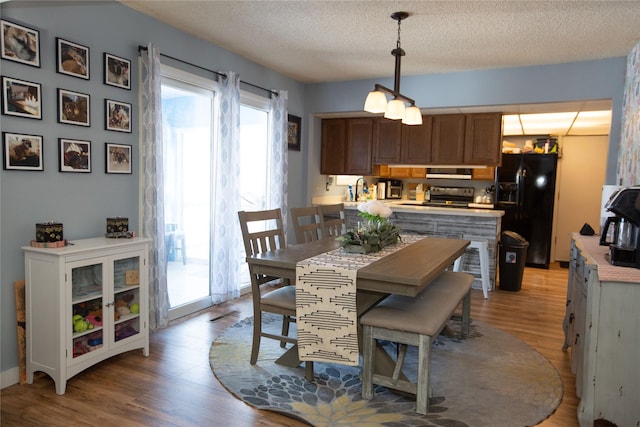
[314,199,504,292]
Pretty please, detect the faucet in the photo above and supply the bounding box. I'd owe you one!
[354,177,367,202]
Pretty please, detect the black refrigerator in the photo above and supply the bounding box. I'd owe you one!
[495,153,558,269]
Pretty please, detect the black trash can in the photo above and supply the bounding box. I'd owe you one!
[498,231,529,292]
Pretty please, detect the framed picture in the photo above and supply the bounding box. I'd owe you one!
[56,38,89,80]
[59,138,91,173]
[104,53,131,90]
[105,99,131,132]
[287,114,301,151]
[2,76,41,119]
[105,143,132,174]
[1,20,40,67]
[57,88,90,126]
[3,132,43,170]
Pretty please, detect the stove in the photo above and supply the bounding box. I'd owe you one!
[421,186,474,208]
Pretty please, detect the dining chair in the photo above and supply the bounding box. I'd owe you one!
[238,209,313,378]
[318,203,347,239]
[290,206,322,243]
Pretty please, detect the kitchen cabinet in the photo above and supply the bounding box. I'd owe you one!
[321,118,373,175]
[23,237,150,395]
[563,234,640,427]
[464,113,502,165]
[374,164,426,179]
[373,116,433,165]
[431,114,467,164]
[472,166,495,180]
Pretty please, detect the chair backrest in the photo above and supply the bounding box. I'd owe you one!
[318,203,346,239]
[290,206,322,243]
[238,209,286,259]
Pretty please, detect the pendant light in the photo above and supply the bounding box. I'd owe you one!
[364,11,422,125]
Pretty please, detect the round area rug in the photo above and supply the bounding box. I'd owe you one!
[209,314,562,427]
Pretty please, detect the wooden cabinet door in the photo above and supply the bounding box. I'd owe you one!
[373,118,402,164]
[321,119,346,175]
[401,116,432,164]
[472,166,495,180]
[345,118,373,175]
[431,114,466,164]
[464,113,502,165]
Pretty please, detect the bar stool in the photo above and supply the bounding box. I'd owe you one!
[453,240,490,299]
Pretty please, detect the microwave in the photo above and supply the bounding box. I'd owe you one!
[426,168,473,180]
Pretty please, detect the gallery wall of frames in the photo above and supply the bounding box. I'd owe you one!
[1,19,133,174]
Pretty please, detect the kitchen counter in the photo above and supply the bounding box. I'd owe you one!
[312,198,503,292]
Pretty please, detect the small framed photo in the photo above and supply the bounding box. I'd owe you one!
[105,99,131,132]
[2,76,42,119]
[105,143,132,174]
[56,38,89,80]
[1,20,40,67]
[104,53,131,90]
[59,138,91,173]
[3,132,43,170]
[287,114,301,151]
[58,88,90,126]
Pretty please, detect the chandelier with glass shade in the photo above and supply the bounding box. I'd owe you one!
[364,11,422,125]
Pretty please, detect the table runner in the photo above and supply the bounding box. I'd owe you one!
[295,234,423,365]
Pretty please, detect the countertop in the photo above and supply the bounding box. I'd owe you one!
[312,197,504,218]
[574,234,640,283]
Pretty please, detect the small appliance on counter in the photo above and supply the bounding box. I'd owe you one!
[385,180,403,199]
[376,181,386,200]
[600,185,640,268]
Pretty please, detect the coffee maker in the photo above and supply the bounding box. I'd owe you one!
[600,185,640,268]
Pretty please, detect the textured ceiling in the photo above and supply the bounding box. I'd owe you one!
[119,0,640,84]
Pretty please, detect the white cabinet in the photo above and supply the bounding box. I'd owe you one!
[23,237,151,394]
[563,234,640,426]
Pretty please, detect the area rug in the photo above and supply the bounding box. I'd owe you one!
[209,314,562,426]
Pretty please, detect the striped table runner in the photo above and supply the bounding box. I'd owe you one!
[295,234,423,366]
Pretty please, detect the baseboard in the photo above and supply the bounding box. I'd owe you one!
[1,367,20,389]
[559,261,569,269]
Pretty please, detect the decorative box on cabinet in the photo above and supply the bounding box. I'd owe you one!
[23,237,151,395]
[563,234,640,426]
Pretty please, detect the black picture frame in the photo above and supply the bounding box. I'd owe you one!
[57,88,90,127]
[105,99,132,133]
[56,37,89,80]
[287,114,301,151]
[1,20,40,67]
[104,52,131,90]
[105,142,132,174]
[59,138,91,173]
[3,132,43,171]
[1,76,42,120]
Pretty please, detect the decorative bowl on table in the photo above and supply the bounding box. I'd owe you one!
[337,200,401,254]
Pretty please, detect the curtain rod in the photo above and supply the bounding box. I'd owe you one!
[137,46,278,97]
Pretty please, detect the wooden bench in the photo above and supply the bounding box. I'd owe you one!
[360,271,474,415]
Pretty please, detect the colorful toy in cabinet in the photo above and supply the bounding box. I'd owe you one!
[114,293,134,320]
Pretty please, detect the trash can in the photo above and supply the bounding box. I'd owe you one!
[498,231,529,291]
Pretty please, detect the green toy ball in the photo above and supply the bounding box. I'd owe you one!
[74,319,88,333]
[130,303,139,314]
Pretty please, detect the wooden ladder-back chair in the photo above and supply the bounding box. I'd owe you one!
[238,209,297,363]
[290,206,322,244]
[318,203,347,239]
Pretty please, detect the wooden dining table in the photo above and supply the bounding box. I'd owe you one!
[246,235,470,375]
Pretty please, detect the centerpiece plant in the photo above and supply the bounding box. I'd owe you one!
[337,200,401,254]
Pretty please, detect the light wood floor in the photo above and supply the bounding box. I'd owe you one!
[1,263,578,426]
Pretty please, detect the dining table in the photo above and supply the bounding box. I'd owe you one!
[246,235,470,377]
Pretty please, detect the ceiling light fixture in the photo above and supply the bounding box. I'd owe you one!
[364,11,422,125]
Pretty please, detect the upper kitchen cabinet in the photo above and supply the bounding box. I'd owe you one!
[431,114,467,164]
[321,118,373,175]
[464,113,502,165]
[373,116,433,165]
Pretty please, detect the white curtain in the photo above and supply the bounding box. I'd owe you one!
[211,72,243,303]
[139,43,170,329]
[268,90,289,234]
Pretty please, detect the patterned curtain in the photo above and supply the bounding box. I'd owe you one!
[210,72,242,304]
[268,90,289,235]
[139,43,170,329]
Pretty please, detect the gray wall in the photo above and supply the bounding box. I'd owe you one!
[0,0,629,380]
[0,0,306,377]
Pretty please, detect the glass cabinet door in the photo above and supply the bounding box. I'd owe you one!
[112,255,142,344]
[70,260,105,359]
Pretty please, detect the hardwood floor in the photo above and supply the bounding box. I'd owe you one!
[1,263,578,426]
